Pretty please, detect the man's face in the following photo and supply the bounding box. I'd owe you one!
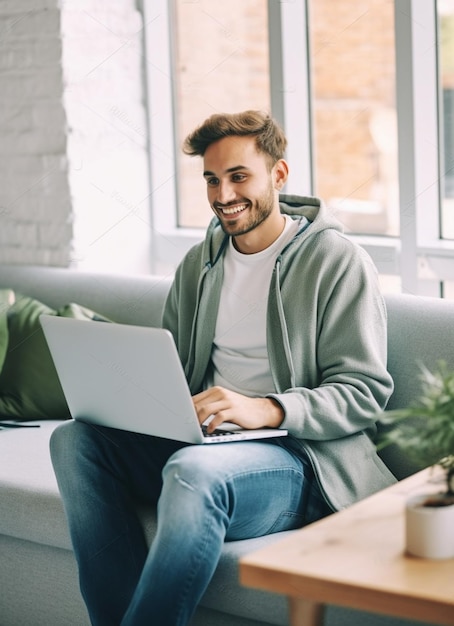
[203,135,286,243]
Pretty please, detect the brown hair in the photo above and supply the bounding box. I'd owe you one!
[182,110,287,166]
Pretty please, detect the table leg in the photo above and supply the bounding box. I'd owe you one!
[289,597,325,626]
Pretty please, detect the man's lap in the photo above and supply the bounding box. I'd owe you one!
[52,420,328,530]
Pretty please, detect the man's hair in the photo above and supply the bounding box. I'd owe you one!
[182,110,287,166]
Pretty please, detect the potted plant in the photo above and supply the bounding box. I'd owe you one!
[379,360,454,559]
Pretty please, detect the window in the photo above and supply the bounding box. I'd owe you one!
[440,0,454,238]
[309,1,398,238]
[173,0,270,229]
[143,0,454,297]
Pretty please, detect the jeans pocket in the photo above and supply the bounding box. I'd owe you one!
[267,511,305,534]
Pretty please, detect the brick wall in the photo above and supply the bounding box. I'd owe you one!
[0,1,71,266]
[311,0,396,234]
[0,0,151,273]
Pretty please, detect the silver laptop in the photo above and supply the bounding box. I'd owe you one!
[40,315,287,444]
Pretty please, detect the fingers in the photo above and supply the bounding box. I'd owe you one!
[193,388,285,432]
[193,387,235,429]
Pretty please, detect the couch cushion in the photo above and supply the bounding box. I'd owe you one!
[380,293,454,480]
[0,420,71,548]
[385,293,454,412]
[0,295,110,420]
[0,290,14,366]
[0,265,172,328]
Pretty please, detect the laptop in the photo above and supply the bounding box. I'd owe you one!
[40,315,287,444]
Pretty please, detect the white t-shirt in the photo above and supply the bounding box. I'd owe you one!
[205,215,300,396]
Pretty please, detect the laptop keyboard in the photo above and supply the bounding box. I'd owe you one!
[201,425,239,437]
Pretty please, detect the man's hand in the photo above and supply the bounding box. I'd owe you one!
[192,386,284,433]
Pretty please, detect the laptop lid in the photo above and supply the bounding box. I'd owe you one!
[40,316,287,444]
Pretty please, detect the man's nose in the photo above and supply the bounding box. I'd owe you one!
[216,180,236,205]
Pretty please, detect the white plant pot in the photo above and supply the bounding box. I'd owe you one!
[405,493,454,559]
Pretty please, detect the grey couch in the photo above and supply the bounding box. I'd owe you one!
[0,263,450,626]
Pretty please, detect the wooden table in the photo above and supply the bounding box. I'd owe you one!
[240,468,454,626]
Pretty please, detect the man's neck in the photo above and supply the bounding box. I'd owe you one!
[233,214,286,255]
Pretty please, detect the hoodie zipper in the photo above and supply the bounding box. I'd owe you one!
[184,230,229,382]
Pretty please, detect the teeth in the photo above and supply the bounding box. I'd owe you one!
[221,204,247,215]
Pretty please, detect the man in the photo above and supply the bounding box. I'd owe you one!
[50,110,395,626]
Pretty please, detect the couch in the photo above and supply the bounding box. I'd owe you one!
[0,263,450,626]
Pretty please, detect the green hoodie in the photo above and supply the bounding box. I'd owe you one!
[162,194,396,511]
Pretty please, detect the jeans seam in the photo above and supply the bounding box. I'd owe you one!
[87,530,128,562]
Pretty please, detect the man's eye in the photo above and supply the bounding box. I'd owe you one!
[206,178,219,186]
[232,174,246,182]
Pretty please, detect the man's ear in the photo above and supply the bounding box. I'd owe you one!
[273,159,289,190]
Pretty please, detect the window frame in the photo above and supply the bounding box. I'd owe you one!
[143,0,454,295]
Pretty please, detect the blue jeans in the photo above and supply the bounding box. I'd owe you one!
[50,420,330,626]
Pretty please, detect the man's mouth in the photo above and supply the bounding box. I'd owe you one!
[217,203,248,215]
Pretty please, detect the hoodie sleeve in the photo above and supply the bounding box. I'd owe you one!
[267,232,394,441]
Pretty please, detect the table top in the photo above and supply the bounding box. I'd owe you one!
[240,468,454,626]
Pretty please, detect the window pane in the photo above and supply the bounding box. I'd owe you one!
[439,0,454,238]
[173,0,270,228]
[309,0,398,236]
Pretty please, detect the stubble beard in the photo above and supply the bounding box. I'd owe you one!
[217,182,276,238]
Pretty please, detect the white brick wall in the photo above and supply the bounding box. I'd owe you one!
[0,1,72,266]
[0,0,151,273]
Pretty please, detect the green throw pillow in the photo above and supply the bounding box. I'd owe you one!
[0,290,15,368]
[0,293,111,420]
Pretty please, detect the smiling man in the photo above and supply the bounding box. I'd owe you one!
[50,110,395,626]
[202,134,288,251]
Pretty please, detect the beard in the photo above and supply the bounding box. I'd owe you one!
[215,181,276,238]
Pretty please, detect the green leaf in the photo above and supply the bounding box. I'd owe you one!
[378,360,454,492]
